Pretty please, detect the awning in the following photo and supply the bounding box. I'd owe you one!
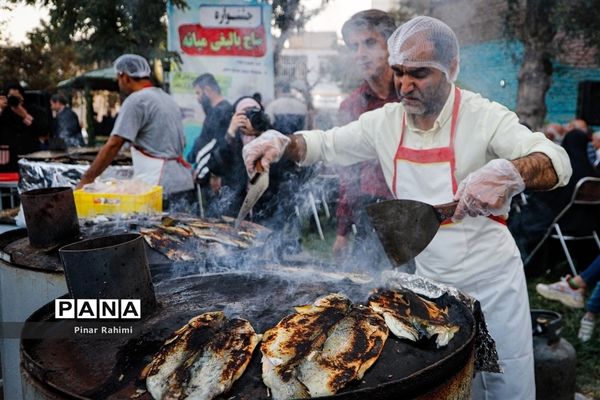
[57,67,118,91]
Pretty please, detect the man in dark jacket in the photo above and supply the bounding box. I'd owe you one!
[50,93,84,149]
[0,82,49,172]
[186,74,233,184]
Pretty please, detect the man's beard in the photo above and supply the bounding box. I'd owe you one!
[200,95,212,113]
[397,84,448,117]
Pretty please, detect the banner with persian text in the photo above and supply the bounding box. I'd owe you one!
[167,0,274,158]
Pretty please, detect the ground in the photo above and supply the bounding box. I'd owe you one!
[300,216,600,399]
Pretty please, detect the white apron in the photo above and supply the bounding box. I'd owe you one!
[131,146,191,187]
[392,88,535,400]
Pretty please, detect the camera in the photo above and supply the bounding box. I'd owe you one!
[7,95,21,108]
[245,107,270,132]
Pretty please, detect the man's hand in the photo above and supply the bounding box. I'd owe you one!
[76,175,94,190]
[453,159,525,221]
[10,103,33,126]
[209,175,221,194]
[77,135,125,189]
[0,95,7,112]
[242,130,291,176]
[332,234,350,261]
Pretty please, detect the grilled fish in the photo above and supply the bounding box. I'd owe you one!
[297,306,388,397]
[188,226,251,249]
[141,312,226,400]
[368,288,460,348]
[140,228,195,261]
[159,225,194,238]
[163,318,260,400]
[261,294,352,400]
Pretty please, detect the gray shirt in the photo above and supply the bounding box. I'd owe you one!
[111,87,193,194]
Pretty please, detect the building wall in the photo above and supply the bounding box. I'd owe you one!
[372,0,398,11]
[428,0,600,125]
[459,40,600,125]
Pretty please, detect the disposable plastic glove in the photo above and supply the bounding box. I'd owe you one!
[452,159,525,221]
[242,129,291,176]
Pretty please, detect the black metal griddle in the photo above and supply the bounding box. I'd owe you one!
[21,272,475,400]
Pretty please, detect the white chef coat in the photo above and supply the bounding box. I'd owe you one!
[298,86,572,399]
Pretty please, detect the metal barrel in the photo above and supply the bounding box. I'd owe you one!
[20,187,80,248]
[58,233,157,315]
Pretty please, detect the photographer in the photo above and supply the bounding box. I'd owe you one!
[206,96,301,234]
[0,82,50,172]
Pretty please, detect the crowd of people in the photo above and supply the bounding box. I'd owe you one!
[508,118,600,263]
[0,84,90,164]
[1,10,599,398]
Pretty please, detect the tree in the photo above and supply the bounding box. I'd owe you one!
[270,0,329,75]
[9,0,328,78]
[0,23,82,91]
[12,0,188,67]
[505,0,600,129]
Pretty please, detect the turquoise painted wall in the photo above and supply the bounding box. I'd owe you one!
[459,40,600,125]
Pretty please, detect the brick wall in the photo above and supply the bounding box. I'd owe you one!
[418,0,600,125]
[459,40,600,125]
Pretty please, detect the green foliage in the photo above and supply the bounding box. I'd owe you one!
[271,0,329,34]
[1,0,329,89]
[11,0,187,66]
[0,22,82,90]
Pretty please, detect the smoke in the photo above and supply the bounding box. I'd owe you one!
[152,10,428,286]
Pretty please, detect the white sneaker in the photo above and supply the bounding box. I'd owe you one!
[578,316,595,342]
[536,278,585,308]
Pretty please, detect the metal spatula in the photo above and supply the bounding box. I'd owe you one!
[234,161,269,228]
[366,199,458,266]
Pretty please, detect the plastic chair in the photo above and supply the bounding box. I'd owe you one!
[0,173,20,210]
[524,177,600,275]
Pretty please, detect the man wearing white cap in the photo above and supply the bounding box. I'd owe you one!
[242,16,573,399]
[78,54,194,210]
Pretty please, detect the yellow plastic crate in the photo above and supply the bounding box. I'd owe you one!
[74,186,163,217]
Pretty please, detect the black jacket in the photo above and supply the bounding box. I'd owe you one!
[186,100,233,183]
[206,131,303,228]
[0,102,49,172]
[51,107,84,149]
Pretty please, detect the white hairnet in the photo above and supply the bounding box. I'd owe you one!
[387,16,460,82]
[113,54,151,78]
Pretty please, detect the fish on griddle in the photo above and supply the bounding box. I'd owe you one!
[141,312,226,399]
[188,226,251,249]
[297,306,389,397]
[141,216,268,261]
[140,228,196,261]
[261,293,352,400]
[163,318,260,400]
[158,225,195,238]
[368,288,460,348]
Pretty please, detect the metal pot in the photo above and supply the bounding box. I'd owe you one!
[59,233,157,314]
[20,187,80,248]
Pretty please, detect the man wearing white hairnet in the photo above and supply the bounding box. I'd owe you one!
[243,16,572,399]
[78,54,195,210]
